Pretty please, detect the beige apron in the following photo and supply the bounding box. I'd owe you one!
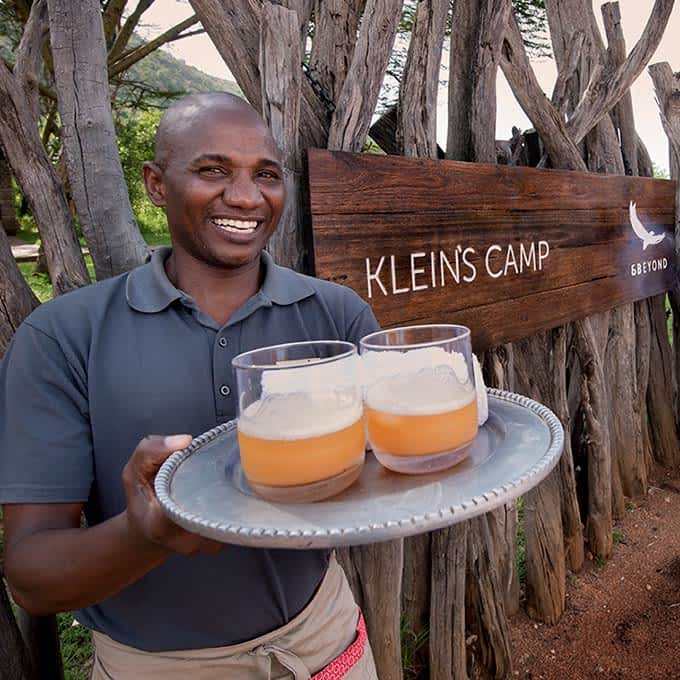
[90,555,377,680]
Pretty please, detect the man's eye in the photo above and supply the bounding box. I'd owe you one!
[199,167,225,176]
[258,170,281,180]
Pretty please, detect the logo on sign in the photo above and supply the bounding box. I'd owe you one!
[629,201,665,250]
[628,201,669,277]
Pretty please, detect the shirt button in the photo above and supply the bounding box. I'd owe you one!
[219,385,231,397]
[218,337,228,348]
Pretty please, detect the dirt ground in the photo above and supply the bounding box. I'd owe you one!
[510,466,680,680]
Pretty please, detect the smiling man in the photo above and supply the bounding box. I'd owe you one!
[0,93,379,679]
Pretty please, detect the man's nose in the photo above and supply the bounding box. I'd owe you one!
[223,171,261,208]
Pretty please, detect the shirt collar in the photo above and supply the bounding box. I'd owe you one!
[125,247,315,314]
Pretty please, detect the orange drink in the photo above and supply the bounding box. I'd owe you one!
[365,399,477,457]
[360,325,479,474]
[237,392,365,488]
[233,341,365,502]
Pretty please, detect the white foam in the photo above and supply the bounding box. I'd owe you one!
[260,354,360,396]
[238,391,362,440]
[365,366,476,415]
[472,355,488,426]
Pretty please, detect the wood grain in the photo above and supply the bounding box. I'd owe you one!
[309,150,677,351]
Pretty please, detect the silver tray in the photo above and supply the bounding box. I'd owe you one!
[155,389,563,549]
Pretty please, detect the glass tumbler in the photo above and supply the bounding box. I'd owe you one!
[232,341,365,502]
[360,325,478,474]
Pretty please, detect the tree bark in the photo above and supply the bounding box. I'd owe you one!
[566,0,674,146]
[189,0,330,150]
[0,213,39,356]
[48,0,148,280]
[0,63,89,296]
[308,0,362,105]
[337,541,404,680]
[575,318,613,560]
[603,3,638,175]
[1,569,33,680]
[398,0,448,159]
[327,0,402,152]
[464,515,513,678]
[260,3,305,273]
[16,609,64,680]
[513,328,572,616]
[429,524,469,680]
[0,148,19,236]
[500,11,586,171]
[649,62,680,429]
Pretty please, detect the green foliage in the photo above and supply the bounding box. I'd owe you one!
[653,163,670,179]
[613,528,624,545]
[115,35,241,111]
[57,614,92,680]
[400,614,429,680]
[594,554,607,568]
[625,501,636,511]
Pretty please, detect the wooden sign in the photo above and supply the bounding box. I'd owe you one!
[308,149,678,351]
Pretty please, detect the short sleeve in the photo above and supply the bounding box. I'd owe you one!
[0,321,93,503]
[345,303,381,346]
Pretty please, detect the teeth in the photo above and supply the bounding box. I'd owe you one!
[213,218,258,231]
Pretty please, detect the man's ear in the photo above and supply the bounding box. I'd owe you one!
[143,161,166,207]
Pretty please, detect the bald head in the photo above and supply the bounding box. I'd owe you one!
[153,92,278,168]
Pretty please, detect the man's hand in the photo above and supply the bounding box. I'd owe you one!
[123,434,224,556]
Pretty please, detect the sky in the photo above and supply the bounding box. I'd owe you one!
[138,0,679,174]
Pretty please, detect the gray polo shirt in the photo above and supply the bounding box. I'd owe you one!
[0,247,378,651]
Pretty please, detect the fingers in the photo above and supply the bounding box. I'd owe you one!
[133,434,193,473]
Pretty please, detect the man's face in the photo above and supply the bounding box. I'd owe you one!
[146,108,286,270]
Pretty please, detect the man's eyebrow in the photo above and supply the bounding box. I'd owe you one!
[189,153,283,170]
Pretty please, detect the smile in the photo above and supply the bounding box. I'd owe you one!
[211,218,259,234]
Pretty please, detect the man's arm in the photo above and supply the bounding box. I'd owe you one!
[3,434,223,616]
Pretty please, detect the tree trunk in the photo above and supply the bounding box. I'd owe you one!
[0,148,19,236]
[1,570,33,680]
[327,0,402,152]
[47,0,148,280]
[429,524,469,680]
[16,609,64,680]
[445,3,518,674]
[260,3,305,273]
[575,318,613,560]
[308,0,362,105]
[649,62,680,430]
[646,294,680,467]
[0,51,89,299]
[189,0,330,150]
[398,0,448,158]
[336,541,404,680]
[513,329,570,618]
[0,225,39,357]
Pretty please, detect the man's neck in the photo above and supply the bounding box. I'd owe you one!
[165,250,263,327]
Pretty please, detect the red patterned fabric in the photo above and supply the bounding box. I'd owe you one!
[312,612,367,679]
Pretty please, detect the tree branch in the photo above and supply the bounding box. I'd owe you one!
[108,14,200,78]
[189,0,330,149]
[567,0,674,144]
[102,0,127,48]
[14,0,48,125]
[327,0,403,152]
[2,56,57,101]
[500,10,586,170]
[107,0,155,62]
[550,32,586,113]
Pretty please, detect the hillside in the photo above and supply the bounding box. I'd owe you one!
[124,36,242,102]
